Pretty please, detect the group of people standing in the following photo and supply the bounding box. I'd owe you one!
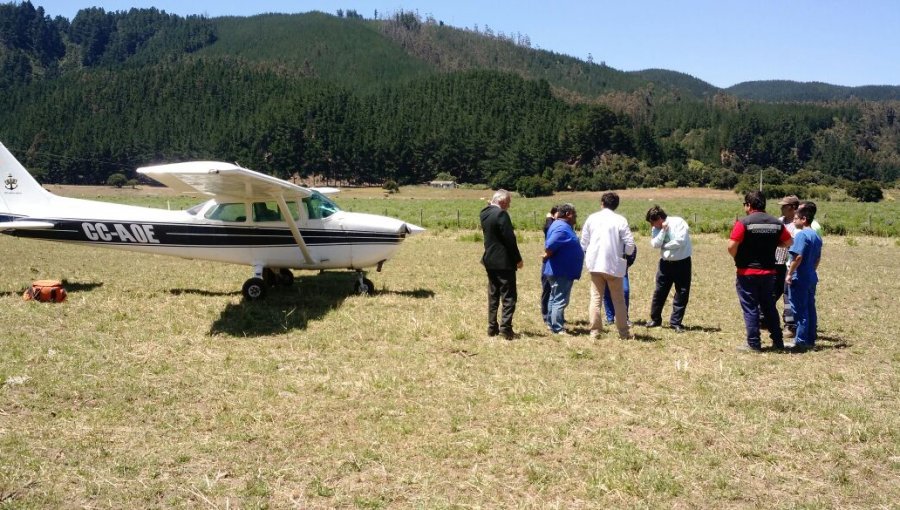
[727,191,823,351]
[479,189,822,352]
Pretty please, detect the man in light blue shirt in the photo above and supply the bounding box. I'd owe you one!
[646,205,693,332]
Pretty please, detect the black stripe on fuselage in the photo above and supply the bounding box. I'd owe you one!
[3,219,404,247]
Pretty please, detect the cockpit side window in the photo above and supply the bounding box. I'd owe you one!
[204,203,247,222]
[302,191,341,220]
[251,201,300,222]
[252,202,280,222]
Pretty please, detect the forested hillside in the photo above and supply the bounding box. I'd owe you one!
[726,81,900,103]
[0,2,897,197]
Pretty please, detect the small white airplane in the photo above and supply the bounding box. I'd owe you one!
[0,142,424,300]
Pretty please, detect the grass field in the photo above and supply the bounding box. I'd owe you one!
[1,207,898,507]
[46,184,900,237]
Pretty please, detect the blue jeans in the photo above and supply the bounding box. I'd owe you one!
[789,280,817,347]
[603,271,629,323]
[548,276,575,333]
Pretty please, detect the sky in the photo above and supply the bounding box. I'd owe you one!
[29,0,900,88]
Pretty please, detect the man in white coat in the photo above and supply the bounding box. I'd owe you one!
[581,192,636,340]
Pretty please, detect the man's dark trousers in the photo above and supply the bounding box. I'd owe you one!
[487,269,517,336]
[649,257,691,326]
[735,274,784,349]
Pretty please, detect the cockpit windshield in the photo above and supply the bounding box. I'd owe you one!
[303,191,341,219]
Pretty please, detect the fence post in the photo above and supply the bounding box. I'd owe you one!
[457,210,460,228]
[420,209,423,226]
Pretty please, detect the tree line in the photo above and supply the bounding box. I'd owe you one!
[0,3,897,200]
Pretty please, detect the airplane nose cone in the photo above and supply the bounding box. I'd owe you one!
[402,223,426,236]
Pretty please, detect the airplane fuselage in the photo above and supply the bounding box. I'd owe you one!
[0,195,409,270]
[0,143,423,298]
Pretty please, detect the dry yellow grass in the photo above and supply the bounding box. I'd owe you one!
[1,229,898,508]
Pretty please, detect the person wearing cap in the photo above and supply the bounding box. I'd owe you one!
[773,195,801,335]
[774,195,823,337]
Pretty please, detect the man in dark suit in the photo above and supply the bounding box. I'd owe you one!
[480,189,524,339]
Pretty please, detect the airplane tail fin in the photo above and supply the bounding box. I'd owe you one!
[0,142,53,214]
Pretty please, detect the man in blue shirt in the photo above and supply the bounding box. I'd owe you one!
[542,203,584,335]
[786,201,823,351]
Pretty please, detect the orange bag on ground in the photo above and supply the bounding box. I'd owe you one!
[23,280,67,303]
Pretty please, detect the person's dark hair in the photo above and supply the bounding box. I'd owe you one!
[549,205,559,215]
[601,192,619,210]
[797,201,817,223]
[557,203,576,218]
[744,190,766,212]
[645,205,667,223]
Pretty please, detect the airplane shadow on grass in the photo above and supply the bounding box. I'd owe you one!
[207,272,434,337]
[170,289,241,297]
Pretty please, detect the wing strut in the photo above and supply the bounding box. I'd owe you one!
[275,194,315,265]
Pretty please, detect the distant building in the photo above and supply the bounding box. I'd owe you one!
[429,180,457,189]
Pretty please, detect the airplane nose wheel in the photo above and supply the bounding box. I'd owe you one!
[242,277,267,301]
[353,272,375,295]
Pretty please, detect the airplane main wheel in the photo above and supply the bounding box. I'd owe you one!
[278,269,294,287]
[354,278,375,296]
[242,277,267,301]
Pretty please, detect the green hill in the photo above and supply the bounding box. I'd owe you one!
[628,69,719,99]
[199,13,432,90]
[1,4,898,192]
[726,80,900,102]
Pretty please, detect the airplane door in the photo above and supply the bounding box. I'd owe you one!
[303,193,350,268]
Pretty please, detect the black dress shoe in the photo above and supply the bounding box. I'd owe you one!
[500,330,519,340]
[671,324,685,333]
[646,320,662,328]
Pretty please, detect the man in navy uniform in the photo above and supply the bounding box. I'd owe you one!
[727,191,793,351]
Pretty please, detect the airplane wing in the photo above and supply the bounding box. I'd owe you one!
[136,162,312,200]
[0,220,55,231]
